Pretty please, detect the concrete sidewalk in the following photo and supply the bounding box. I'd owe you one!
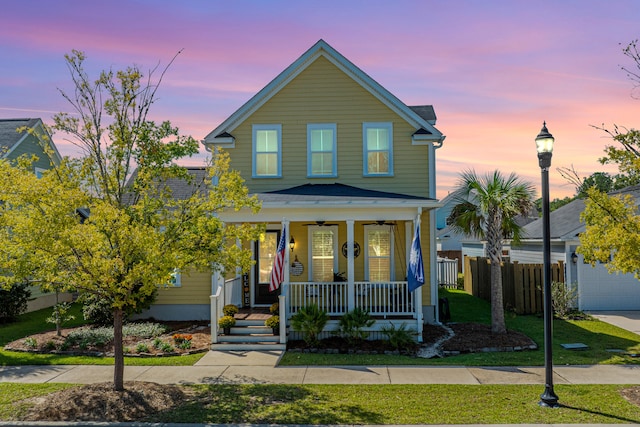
[2,350,640,385]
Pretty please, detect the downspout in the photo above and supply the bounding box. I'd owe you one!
[429,137,445,322]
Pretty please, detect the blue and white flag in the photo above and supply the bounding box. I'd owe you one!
[407,222,425,292]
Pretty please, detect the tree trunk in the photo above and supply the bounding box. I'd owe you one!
[113,308,125,391]
[486,208,507,334]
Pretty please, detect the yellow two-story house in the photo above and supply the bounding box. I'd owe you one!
[148,40,446,348]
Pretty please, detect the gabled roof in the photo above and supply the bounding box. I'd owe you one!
[0,118,62,163]
[203,39,444,146]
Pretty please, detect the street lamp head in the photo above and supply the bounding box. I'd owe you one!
[536,121,554,169]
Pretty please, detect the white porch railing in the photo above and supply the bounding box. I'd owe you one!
[437,257,458,287]
[289,281,414,317]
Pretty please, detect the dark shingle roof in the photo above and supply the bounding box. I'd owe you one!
[409,106,436,123]
[261,183,433,203]
[0,118,39,155]
[522,199,585,240]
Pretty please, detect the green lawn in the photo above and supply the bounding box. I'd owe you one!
[3,289,640,367]
[2,383,640,424]
[279,288,640,366]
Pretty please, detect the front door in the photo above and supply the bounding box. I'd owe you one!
[255,230,281,305]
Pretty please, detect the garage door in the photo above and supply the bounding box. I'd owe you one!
[578,262,640,310]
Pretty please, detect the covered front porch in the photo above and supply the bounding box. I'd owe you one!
[210,183,442,345]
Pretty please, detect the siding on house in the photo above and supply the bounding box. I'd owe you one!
[155,270,211,305]
[224,56,430,198]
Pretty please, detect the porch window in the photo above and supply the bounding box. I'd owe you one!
[365,226,393,281]
[307,124,337,177]
[309,226,338,282]
[253,124,281,177]
[363,122,393,176]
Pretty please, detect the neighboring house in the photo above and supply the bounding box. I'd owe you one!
[510,186,640,311]
[0,118,67,312]
[0,118,61,174]
[144,40,446,345]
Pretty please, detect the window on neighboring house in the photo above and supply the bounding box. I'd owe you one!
[363,122,393,176]
[253,124,282,177]
[307,124,337,177]
[365,226,393,281]
[35,167,46,179]
[162,268,181,287]
[309,226,338,282]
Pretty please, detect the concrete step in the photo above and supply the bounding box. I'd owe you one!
[235,319,268,327]
[230,326,273,335]
[218,334,280,343]
[211,342,286,351]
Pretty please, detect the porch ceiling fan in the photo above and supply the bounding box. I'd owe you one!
[302,220,339,226]
[362,220,397,226]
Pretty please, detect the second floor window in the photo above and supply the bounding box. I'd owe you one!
[363,122,393,176]
[253,124,281,177]
[307,124,337,177]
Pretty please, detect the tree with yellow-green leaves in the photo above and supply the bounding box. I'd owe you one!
[578,40,640,277]
[0,50,262,391]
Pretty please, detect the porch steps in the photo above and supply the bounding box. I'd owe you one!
[211,318,286,351]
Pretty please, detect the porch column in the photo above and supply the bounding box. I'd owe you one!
[282,219,291,319]
[346,219,355,311]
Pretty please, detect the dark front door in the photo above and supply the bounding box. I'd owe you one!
[255,230,281,305]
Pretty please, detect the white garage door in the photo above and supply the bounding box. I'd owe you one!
[578,262,640,310]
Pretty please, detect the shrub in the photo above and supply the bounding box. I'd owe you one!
[336,307,375,344]
[23,337,38,349]
[123,322,166,338]
[218,315,236,329]
[152,338,163,349]
[265,315,280,329]
[222,304,239,317]
[136,343,150,353]
[456,273,464,289]
[80,294,113,326]
[0,282,31,324]
[172,333,192,345]
[551,281,580,319]
[381,322,417,350]
[160,342,174,353]
[290,304,328,346]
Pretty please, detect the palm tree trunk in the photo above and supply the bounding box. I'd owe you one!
[487,208,507,334]
[113,308,125,391]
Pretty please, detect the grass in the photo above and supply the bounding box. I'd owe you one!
[3,289,640,367]
[279,288,640,366]
[2,382,640,424]
[0,303,205,366]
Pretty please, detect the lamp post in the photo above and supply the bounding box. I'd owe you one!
[536,121,559,408]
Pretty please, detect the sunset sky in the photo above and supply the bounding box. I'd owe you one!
[2,0,639,200]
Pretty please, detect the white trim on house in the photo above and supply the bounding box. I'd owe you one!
[202,40,443,147]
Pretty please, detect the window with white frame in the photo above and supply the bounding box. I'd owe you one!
[253,124,282,177]
[309,226,338,282]
[363,122,393,176]
[161,268,181,288]
[307,124,337,177]
[365,226,393,281]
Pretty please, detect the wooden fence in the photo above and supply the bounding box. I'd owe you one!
[463,256,565,314]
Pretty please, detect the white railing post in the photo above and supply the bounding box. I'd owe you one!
[210,294,219,344]
[278,294,286,344]
[347,219,355,312]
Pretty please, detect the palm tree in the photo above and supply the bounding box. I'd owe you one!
[448,170,535,334]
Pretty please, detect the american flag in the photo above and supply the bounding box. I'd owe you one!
[269,226,286,292]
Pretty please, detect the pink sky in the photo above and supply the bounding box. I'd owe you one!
[1,0,639,200]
